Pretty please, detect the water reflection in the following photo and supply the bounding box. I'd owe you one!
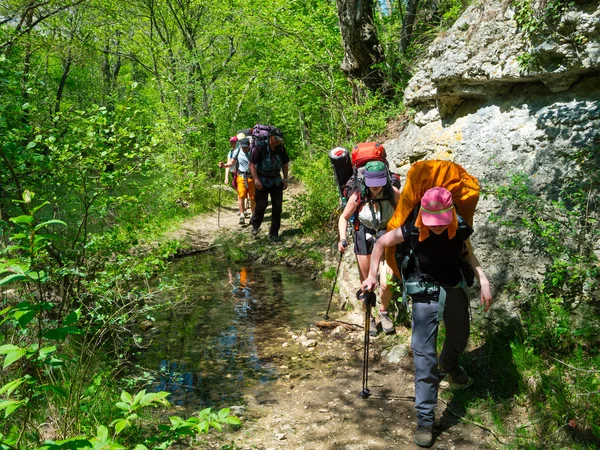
[136,254,326,409]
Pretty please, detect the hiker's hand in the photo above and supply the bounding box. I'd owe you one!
[338,239,348,253]
[282,179,288,190]
[480,278,492,312]
[361,276,377,293]
[218,161,224,168]
[224,178,229,185]
[255,179,263,191]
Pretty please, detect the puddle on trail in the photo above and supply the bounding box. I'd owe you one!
[136,254,328,409]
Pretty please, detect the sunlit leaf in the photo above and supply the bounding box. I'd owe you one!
[120,391,132,403]
[3,348,27,368]
[35,220,68,231]
[0,377,27,396]
[9,215,34,224]
[0,274,26,286]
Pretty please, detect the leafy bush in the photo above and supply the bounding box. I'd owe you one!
[289,152,339,233]
[485,141,600,445]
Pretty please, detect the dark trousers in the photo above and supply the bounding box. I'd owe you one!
[252,183,284,236]
[411,287,470,427]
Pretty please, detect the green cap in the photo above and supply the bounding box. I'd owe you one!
[364,161,386,172]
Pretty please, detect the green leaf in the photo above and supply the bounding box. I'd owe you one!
[114,419,129,435]
[218,407,230,420]
[9,215,34,224]
[120,390,133,404]
[140,391,169,406]
[0,344,19,354]
[225,416,241,425]
[169,416,185,427]
[0,273,26,286]
[31,201,50,214]
[62,310,80,325]
[3,348,27,368]
[133,445,149,450]
[96,425,108,442]
[35,220,68,231]
[39,346,57,359]
[14,309,35,328]
[0,377,27,396]
[115,401,130,411]
[132,389,145,407]
[39,384,68,398]
[43,326,81,341]
[0,399,25,418]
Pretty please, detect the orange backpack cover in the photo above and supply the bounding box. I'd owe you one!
[385,160,480,277]
[351,142,386,168]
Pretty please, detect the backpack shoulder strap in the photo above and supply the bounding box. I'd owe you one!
[456,213,473,242]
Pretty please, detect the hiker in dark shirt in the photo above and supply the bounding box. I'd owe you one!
[361,187,492,448]
[249,128,289,242]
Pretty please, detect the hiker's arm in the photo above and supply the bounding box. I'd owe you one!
[250,162,262,190]
[337,193,359,253]
[362,228,404,292]
[282,162,289,190]
[465,239,492,312]
[219,158,236,169]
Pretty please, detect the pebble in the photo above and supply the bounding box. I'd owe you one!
[275,433,286,440]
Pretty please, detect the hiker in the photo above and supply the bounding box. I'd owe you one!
[249,127,289,242]
[361,186,492,448]
[219,137,255,224]
[223,136,238,185]
[338,160,401,335]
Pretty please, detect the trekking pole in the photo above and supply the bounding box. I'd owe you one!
[324,246,346,320]
[218,169,222,228]
[357,289,375,399]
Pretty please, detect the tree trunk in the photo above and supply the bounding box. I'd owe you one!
[399,0,420,54]
[55,47,72,114]
[335,0,390,97]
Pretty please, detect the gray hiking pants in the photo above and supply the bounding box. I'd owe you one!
[411,286,470,427]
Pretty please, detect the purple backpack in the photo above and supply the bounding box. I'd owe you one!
[251,125,283,177]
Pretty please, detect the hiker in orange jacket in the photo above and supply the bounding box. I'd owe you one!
[361,186,492,448]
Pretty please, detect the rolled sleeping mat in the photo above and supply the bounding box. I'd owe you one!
[328,147,352,204]
[236,128,253,137]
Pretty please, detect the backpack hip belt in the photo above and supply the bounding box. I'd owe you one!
[402,280,447,323]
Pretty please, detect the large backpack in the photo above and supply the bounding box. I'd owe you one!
[251,124,283,178]
[384,160,480,278]
[328,142,401,210]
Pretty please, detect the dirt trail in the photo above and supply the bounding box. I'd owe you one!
[166,180,492,450]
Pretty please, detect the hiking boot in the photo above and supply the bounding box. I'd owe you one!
[250,227,259,237]
[414,425,434,447]
[268,234,282,243]
[244,210,251,218]
[368,316,378,336]
[239,216,245,225]
[379,310,395,335]
[441,365,473,390]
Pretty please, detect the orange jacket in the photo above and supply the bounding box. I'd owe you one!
[385,160,480,277]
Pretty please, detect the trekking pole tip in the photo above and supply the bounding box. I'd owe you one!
[358,388,371,399]
[323,314,329,320]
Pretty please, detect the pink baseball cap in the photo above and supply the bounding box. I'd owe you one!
[420,187,454,226]
[229,136,238,143]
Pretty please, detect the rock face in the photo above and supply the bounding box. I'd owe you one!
[338,0,600,322]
